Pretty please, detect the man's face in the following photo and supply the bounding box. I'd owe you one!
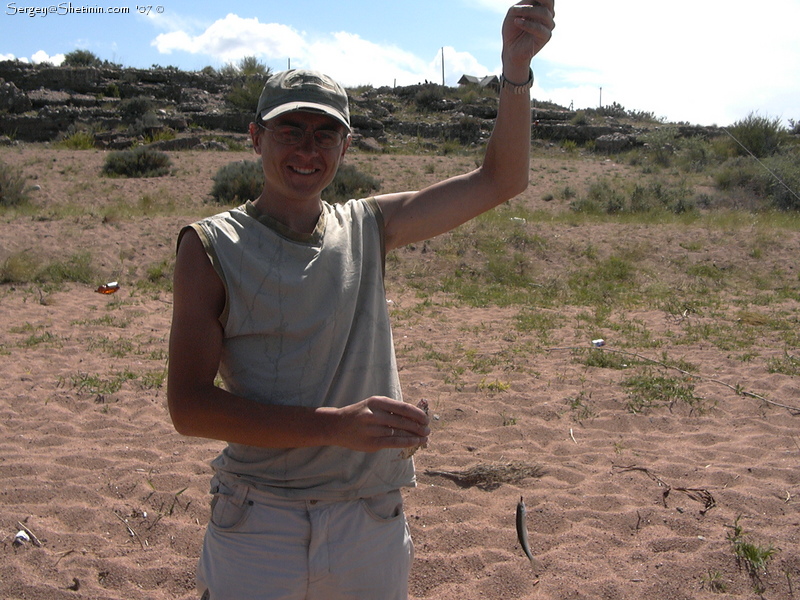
[251,110,350,205]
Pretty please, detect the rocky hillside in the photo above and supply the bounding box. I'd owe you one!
[0,60,719,152]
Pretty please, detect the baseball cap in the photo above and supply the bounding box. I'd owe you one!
[255,69,350,130]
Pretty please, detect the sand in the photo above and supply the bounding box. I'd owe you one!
[1,146,799,599]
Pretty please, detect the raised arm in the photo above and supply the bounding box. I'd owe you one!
[378,1,555,251]
[167,229,429,451]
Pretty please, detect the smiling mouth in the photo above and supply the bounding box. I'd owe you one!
[289,166,318,175]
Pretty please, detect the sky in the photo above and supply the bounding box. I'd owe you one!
[2,0,799,127]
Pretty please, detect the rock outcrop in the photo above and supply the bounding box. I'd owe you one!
[0,60,720,150]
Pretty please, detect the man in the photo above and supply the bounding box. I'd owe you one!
[168,3,555,599]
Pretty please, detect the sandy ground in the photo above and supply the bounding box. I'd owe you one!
[1,145,799,599]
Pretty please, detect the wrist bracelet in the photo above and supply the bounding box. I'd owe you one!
[500,68,534,94]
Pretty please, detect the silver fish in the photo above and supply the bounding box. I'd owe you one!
[516,496,534,561]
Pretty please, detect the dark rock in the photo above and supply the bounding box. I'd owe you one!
[0,79,32,113]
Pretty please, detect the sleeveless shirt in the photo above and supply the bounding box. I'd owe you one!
[182,198,416,500]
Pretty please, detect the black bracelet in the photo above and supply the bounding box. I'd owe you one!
[500,68,534,94]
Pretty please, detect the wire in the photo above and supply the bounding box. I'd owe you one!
[721,127,800,205]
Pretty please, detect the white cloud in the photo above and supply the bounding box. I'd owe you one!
[31,50,65,65]
[152,14,306,65]
[301,32,431,87]
[0,51,64,65]
[534,0,800,125]
[148,13,486,88]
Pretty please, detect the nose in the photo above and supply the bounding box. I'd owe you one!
[295,129,318,153]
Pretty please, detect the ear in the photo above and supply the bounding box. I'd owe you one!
[249,122,263,155]
[340,133,352,158]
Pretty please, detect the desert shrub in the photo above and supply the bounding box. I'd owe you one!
[236,56,270,77]
[324,164,381,204]
[570,177,694,215]
[714,152,800,210]
[225,57,271,111]
[0,251,94,284]
[640,127,679,168]
[0,251,39,283]
[756,153,800,211]
[676,136,716,173]
[63,49,102,67]
[415,86,445,112]
[724,113,786,158]
[631,181,695,214]
[211,160,263,204]
[40,252,95,284]
[587,102,659,123]
[714,157,761,191]
[57,128,95,149]
[586,179,626,214]
[570,111,588,126]
[118,96,155,120]
[227,79,266,112]
[102,147,172,178]
[103,83,120,98]
[0,160,30,207]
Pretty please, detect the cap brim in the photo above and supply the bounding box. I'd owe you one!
[259,102,350,131]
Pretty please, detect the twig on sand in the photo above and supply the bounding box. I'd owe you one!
[113,512,145,550]
[424,461,545,491]
[16,521,42,547]
[613,464,716,515]
[546,346,800,415]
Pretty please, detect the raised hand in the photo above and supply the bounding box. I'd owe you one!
[502,1,556,77]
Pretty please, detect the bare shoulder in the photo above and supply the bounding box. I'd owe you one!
[173,227,225,318]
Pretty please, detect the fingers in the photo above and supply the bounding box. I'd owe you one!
[367,396,430,427]
[382,425,429,448]
[365,396,430,444]
[514,0,555,17]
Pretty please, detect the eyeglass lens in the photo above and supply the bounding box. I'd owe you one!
[268,125,343,148]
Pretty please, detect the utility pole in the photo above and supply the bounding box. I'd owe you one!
[441,47,445,86]
[599,86,603,108]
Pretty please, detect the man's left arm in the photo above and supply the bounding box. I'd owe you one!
[378,1,555,252]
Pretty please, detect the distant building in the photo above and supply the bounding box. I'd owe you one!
[457,74,500,92]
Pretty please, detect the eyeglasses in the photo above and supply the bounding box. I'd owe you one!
[259,123,345,149]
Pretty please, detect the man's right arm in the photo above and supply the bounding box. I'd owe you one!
[166,229,429,451]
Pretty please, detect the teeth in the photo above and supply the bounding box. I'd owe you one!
[292,167,316,175]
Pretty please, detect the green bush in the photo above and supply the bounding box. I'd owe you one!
[758,153,800,211]
[225,58,271,111]
[236,56,270,77]
[570,177,695,215]
[415,86,445,112]
[63,49,102,67]
[102,146,172,178]
[227,79,266,112]
[211,160,263,204]
[725,113,786,158]
[57,129,96,150]
[714,151,800,211]
[118,96,155,120]
[0,251,94,284]
[324,164,381,204]
[0,160,30,207]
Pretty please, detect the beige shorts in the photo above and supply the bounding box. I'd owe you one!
[197,478,413,600]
